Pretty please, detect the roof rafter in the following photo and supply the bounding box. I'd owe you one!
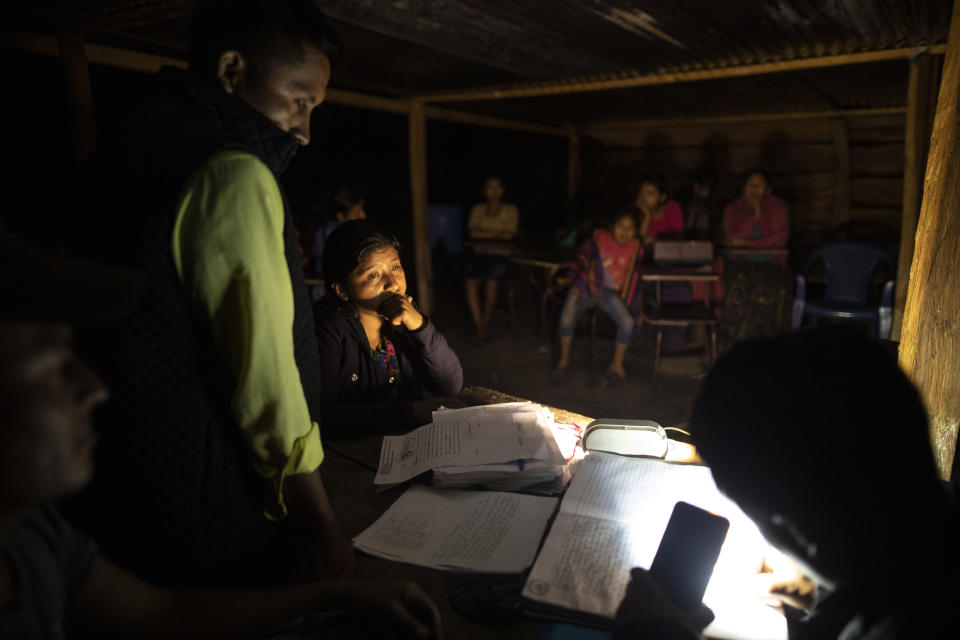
[414,44,948,103]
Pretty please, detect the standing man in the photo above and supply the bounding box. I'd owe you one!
[65,0,352,587]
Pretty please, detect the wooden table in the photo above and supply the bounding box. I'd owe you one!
[640,268,720,384]
[320,386,701,639]
[508,252,574,338]
[319,386,589,639]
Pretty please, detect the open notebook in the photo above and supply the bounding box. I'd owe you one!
[522,424,787,640]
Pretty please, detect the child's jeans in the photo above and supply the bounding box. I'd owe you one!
[557,287,634,346]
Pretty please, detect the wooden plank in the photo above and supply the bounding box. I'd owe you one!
[832,119,851,227]
[899,5,960,480]
[423,105,565,137]
[586,119,838,148]
[850,143,905,176]
[893,54,938,339]
[57,33,96,163]
[590,143,839,175]
[586,107,907,132]
[407,100,433,316]
[851,176,904,209]
[417,47,947,103]
[328,88,409,114]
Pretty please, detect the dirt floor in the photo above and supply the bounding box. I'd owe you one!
[431,273,709,430]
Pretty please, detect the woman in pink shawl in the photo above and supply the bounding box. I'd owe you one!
[723,170,790,260]
[718,170,793,350]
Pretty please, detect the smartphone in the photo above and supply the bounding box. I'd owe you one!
[649,501,730,611]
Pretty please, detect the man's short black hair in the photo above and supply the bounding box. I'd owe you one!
[691,329,940,523]
[189,0,342,81]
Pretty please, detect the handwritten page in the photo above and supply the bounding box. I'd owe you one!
[523,454,787,640]
[353,485,559,573]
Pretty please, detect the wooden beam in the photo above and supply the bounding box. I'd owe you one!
[831,119,851,227]
[0,31,564,137]
[899,4,960,480]
[327,88,409,115]
[567,125,581,228]
[1,30,189,72]
[408,99,433,316]
[57,33,97,164]
[893,54,938,340]
[416,45,948,103]
[424,106,565,137]
[585,107,907,132]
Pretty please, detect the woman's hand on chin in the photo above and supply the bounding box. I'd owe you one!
[380,293,425,331]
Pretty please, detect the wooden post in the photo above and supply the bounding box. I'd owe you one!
[899,3,960,480]
[57,33,96,163]
[892,54,938,339]
[830,119,851,228]
[566,125,581,228]
[408,99,433,316]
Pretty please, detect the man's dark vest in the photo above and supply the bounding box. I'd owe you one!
[63,69,322,588]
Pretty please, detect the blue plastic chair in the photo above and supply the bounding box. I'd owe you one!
[791,241,896,339]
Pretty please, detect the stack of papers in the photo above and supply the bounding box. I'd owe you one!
[374,402,573,494]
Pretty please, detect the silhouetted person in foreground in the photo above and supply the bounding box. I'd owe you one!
[0,236,441,639]
[615,329,959,639]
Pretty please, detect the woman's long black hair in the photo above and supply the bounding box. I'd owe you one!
[320,219,401,313]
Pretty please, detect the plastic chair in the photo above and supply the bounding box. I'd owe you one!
[792,241,896,339]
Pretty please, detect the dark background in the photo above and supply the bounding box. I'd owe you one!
[2,51,569,267]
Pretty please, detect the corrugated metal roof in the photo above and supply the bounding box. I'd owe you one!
[3,0,952,121]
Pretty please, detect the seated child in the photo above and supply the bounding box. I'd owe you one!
[553,212,641,381]
[314,220,464,438]
[0,236,441,639]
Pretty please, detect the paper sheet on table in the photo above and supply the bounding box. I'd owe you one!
[522,454,787,640]
[353,485,559,573]
[375,402,559,485]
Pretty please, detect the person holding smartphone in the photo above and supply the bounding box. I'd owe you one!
[614,329,959,640]
[314,220,464,438]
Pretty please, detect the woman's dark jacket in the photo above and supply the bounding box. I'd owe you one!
[314,299,463,438]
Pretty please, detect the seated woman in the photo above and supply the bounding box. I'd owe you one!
[315,220,464,439]
[717,169,792,350]
[630,176,687,349]
[553,211,641,382]
[464,175,519,343]
[630,175,684,245]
